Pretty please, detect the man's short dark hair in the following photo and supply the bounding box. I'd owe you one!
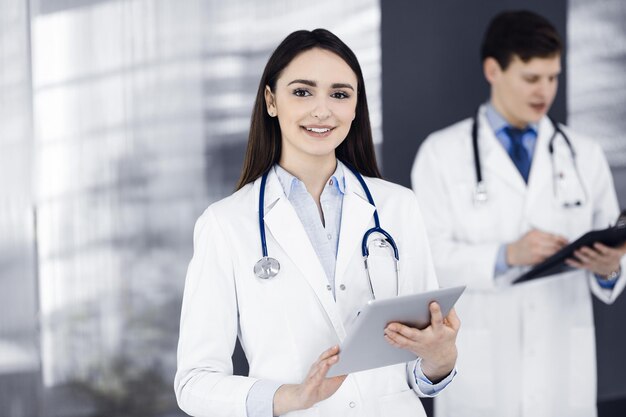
[481,10,563,70]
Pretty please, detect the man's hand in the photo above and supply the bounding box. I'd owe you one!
[566,242,626,277]
[507,229,568,266]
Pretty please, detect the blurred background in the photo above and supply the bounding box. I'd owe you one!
[0,1,624,416]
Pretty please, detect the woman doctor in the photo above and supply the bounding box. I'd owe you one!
[175,29,459,417]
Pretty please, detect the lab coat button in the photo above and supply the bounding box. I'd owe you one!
[327,234,332,240]
[340,284,346,291]
[326,285,332,291]
[349,401,356,408]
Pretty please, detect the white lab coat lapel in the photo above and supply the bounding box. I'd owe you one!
[478,106,527,194]
[335,168,376,285]
[524,117,558,228]
[258,170,347,339]
[526,116,555,195]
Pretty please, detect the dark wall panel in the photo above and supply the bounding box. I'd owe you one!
[381,1,566,187]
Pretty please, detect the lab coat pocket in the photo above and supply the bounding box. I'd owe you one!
[448,329,496,411]
[533,196,592,239]
[568,327,596,408]
[559,202,593,238]
[376,389,425,417]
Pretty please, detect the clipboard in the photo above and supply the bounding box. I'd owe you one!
[514,214,626,284]
[326,286,465,377]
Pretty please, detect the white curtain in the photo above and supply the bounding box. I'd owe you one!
[568,0,626,165]
[23,0,380,414]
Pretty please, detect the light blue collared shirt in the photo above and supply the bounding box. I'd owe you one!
[484,101,538,164]
[246,161,455,417]
[275,163,345,294]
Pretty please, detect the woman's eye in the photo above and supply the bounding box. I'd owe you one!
[293,89,311,97]
[331,91,350,99]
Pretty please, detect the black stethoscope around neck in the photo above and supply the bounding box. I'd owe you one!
[253,162,399,300]
[471,109,588,208]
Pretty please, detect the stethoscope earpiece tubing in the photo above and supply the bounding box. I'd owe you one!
[471,109,585,206]
[342,162,400,261]
[258,171,270,258]
[471,113,483,185]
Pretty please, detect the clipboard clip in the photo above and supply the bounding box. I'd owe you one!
[616,210,626,229]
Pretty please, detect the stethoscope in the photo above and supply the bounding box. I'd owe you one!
[471,110,588,208]
[253,162,399,300]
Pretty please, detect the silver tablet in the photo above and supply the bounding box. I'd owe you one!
[326,286,465,377]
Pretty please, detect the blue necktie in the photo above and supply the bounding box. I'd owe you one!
[504,126,531,183]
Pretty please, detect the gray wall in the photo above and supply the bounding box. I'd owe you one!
[381,1,566,187]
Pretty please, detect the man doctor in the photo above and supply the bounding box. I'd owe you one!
[411,10,626,417]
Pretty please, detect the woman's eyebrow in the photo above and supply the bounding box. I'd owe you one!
[287,79,316,87]
[287,79,355,91]
[331,83,354,91]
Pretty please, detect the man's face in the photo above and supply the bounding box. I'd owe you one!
[485,54,561,128]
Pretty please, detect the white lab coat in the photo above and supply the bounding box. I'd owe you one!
[411,104,626,417]
[175,167,448,417]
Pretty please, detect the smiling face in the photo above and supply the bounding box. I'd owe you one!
[264,47,358,169]
[485,54,561,128]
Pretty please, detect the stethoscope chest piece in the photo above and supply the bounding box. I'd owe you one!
[253,164,399,297]
[254,256,280,279]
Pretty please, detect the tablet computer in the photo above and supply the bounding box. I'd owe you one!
[326,285,465,377]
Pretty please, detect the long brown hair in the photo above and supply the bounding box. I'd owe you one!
[236,29,381,190]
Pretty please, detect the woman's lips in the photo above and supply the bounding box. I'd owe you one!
[301,126,334,137]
